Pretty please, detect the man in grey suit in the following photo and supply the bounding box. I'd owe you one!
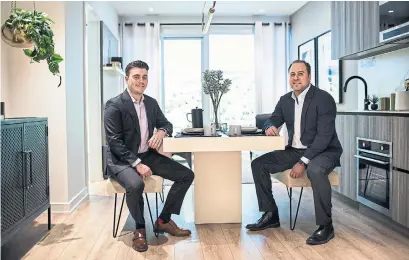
[246,60,343,245]
[104,60,194,252]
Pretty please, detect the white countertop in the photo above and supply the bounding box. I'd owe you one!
[338,110,409,114]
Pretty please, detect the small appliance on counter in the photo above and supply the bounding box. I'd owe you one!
[186,107,204,128]
[395,90,409,111]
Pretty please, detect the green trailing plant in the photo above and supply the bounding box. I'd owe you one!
[1,7,63,86]
[202,70,232,129]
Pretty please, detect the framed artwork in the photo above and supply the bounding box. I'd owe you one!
[298,38,317,86]
[317,30,343,103]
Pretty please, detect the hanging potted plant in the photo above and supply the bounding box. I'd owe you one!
[1,5,63,86]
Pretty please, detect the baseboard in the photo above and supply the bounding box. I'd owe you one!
[51,187,89,213]
[358,204,409,239]
[332,190,359,209]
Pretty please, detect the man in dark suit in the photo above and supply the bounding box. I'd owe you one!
[246,60,343,245]
[104,60,194,252]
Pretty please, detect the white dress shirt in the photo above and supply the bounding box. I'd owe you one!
[291,84,311,165]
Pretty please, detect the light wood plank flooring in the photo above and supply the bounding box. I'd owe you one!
[3,181,409,260]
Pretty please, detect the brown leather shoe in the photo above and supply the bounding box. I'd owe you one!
[154,219,191,237]
[132,229,148,252]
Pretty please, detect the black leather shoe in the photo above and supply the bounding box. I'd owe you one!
[306,221,334,245]
[246,211,280,231]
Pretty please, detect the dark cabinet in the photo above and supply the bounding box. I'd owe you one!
[1,118,51,246]
[335,115,357,200]
[392,117,409,171]
[331,1,380,59]
[391,169,409,228]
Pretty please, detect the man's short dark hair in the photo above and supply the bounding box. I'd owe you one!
[125,60,149,76]
[288,60,311,75]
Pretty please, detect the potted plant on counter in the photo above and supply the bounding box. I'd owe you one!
[369,94,379,110]
[202,70,232,129]
[1,5,63,86]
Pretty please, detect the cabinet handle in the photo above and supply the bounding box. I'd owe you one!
[22,151,27,189]
[23,150,33,189]
[28,150,33,188]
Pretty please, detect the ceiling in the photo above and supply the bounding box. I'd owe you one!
[111,1,308,17]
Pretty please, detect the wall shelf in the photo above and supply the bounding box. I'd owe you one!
[103,66,125,76]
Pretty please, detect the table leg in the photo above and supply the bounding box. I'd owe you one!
[193,151,242,224]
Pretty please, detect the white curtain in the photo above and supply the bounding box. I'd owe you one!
[122,22,162,107]
[254,21,290,141]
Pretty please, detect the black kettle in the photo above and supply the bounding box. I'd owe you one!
[186,107,203,128]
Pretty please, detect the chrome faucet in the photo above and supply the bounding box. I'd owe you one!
[344,76,370,110]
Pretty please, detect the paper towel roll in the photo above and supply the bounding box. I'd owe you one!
[395,91,409,111]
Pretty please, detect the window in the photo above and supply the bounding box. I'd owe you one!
[162,38,203,132]
[209,34,256,126]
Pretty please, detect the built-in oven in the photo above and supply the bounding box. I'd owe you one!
[355,137,392,217]
[379,1,409,43]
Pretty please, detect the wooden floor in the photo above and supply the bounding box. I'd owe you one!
[3,180,409,260]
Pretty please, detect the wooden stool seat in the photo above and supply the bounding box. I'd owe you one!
[272,169,339,230]
[273,169,340,188]
[106,175,165,238]
[106,176,164,194]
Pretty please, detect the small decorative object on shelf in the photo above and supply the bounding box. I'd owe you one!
[202,70,232,129]
[1,2,63,87]
[369,94,379,110]
[404,78,409,91]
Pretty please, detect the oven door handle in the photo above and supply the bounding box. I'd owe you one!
[354,155,389,165]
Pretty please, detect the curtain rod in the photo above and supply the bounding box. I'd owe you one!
[123,22,286,27]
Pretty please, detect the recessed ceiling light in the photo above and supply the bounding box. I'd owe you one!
[149,7,154,12]
[389,10,394,13]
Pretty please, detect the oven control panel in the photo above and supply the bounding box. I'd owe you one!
[357,138,392,157]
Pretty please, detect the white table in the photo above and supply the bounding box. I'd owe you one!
[163,134,285,224]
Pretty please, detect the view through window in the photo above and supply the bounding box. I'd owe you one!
[162,38,203,132]
[209,34,256,126]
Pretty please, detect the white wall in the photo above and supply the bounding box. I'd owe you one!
[65,1,87,202]
[357,48,409,110]
[1,1,88,212]
[290,1,358,111]
[87,1,119,39]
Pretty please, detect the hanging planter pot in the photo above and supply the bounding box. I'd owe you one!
[1,3,63,87]
[1,26,34,48]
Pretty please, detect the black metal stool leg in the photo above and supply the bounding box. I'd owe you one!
[159,185,165,203]
[113,193,126,238]
[287,187,303,231]
[48,206,51,230]
[145,193,159,237]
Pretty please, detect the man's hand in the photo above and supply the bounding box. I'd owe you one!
[136,163,152,178]
[290,162,306,178]
[265,126,279,136]
[148,129,166,150]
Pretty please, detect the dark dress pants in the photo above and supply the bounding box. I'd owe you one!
[112,150,194,225]
[251,147,335,225]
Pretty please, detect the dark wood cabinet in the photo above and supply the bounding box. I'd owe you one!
[357,115,392,142]
[392,117,409,171]
[391,169,409,228]
[1,118,51,246]
[335,115,357,200]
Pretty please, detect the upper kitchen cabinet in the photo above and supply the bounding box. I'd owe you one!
[331,1,380,60]
[331,1,409,60]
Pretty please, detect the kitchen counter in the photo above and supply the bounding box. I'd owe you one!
[337,110,409,117]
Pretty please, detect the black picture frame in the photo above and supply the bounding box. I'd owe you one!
[316,30,343,104]
[298,37,317,86]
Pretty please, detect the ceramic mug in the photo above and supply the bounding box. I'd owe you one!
[229,125,241,136]
[204,125,216,136]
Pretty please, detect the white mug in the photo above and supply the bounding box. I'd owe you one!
[229,125,241,136]
[204,125,216,136]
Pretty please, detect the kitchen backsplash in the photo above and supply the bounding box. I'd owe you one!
[358,47,409,110]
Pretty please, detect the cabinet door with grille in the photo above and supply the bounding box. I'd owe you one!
[23,121,49,216]
[1,123,25,236]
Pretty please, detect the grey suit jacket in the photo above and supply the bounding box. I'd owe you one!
[263,85,343,166]
[103,90,173,175]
